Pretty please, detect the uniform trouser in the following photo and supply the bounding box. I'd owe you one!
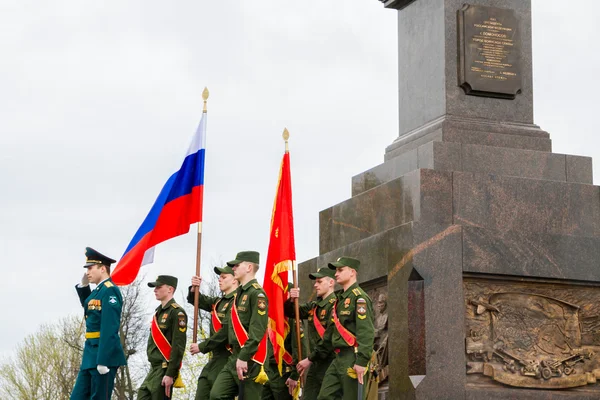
[70,367,118,400]
[137,364,173,400]
[261,364,292,400]
[302,357,335,400]
[195,351,230,400]
[317,348,367,400]
[209,355,264,400]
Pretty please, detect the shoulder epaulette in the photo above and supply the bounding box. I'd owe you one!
[352,288,361,296]
[104,281,114,288]
[171,303,179,309]
[252,283,261,289]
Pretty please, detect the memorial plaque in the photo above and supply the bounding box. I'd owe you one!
[458,4,522,99]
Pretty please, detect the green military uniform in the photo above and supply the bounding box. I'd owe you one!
[318,257,374,400]
[138,276,188,400]
[210,251,269,400]
[71,248,126,400]
[261,316,308,400]
[284,267,338,400]
[186,266,236,400]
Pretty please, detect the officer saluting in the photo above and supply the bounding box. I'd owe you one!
[71,247,127,400]
[138,275,188,400]
[318,257,374,400]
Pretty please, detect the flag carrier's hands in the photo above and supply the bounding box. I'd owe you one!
[289,288,300,299]
[285,377,298,395]
[191,275,202,287]
[297,358,312,376]
[190,343,200,355]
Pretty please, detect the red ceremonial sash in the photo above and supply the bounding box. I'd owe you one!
[151,315,179,362]
[231,295,268,364]
[331,301,357,347]
[312,306,326,339]
[211,303,223,332]
[212,302,233,353]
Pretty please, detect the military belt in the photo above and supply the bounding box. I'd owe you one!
[334,347,355,356]
[85,332,100,339]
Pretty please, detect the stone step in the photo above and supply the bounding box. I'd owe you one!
[326,168,600,254]
[385,116,552,162]
[321,169,453,254]
[354,141,592,196]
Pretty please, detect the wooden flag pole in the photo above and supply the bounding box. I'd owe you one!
[193,87,209,343]
[283,128,303,364]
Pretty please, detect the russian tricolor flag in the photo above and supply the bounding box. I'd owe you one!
[111,113,207,286]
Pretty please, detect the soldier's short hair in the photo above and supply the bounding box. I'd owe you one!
[250,262,259,273]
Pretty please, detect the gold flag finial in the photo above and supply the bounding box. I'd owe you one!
[282,128,290,152]
[202,87,210,112]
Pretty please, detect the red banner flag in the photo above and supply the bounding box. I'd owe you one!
[263,150,296,375]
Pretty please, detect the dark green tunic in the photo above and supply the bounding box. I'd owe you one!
[285,292,337,400]
[186,287,236,400]
[317,283,374,400]
[137,298,188,400]
[209,279,269,400]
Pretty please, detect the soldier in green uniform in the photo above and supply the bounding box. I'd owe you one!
[138,275,188,400]
[317,257,374,400]
[209,251,269,400]
[286,267,337,400]
[187,265,238,400]
[262,294,308,400]
[71,247,127,400]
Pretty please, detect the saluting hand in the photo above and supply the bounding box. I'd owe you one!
[81,272,89,287]
[191,275,202,287]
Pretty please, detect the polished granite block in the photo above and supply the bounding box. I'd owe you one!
[462,226,600,282]
[321,169,453,254]
[460,144,566,181]
[453,172,600,237]
[567,154,594,184]
[386,115,552,162]
[352,148,419,196]
[355,141,586,196]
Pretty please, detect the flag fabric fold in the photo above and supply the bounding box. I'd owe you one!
[111,113,207,285]
[263,151,296,375]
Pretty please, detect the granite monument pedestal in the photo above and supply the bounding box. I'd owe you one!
[298,1,600,398]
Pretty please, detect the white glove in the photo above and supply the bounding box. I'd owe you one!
[81,272,89,287]
[97,365,109,375]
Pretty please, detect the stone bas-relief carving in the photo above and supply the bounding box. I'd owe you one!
[366,286,389,385]
[374,292,389,382]
[465,278,600,389]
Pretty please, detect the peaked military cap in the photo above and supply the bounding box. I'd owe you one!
[214,265,235,275]
[83,247,116,268]
[148,275,178,289]
[226,250,260,266]
[328,256,360,271]
[309,266,337,280]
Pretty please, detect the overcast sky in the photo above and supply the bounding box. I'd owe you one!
[1,0,599,360]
